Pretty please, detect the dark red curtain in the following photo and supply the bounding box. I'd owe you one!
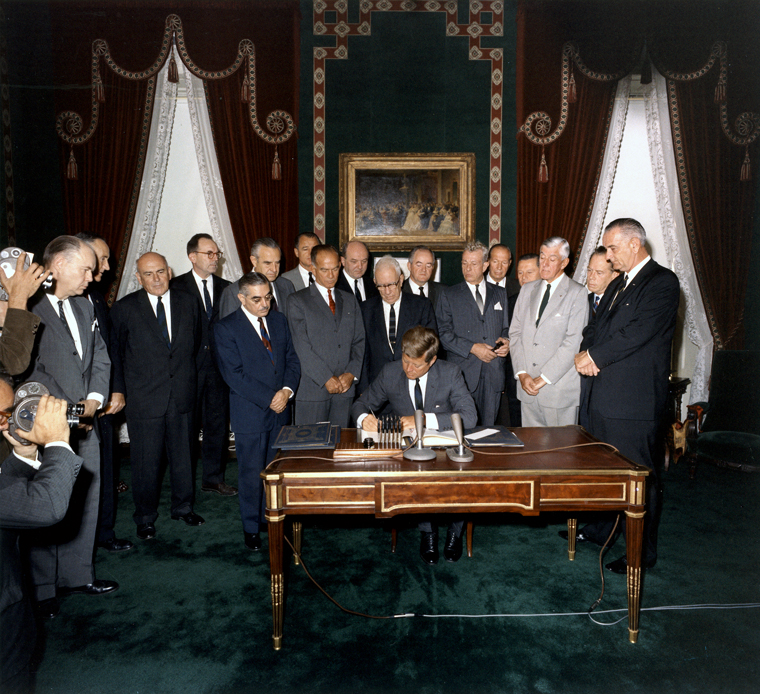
[51,1,299,300]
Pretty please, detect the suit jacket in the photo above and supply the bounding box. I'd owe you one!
[351,359,477,430]
[581,258,679,422]
[110,288,201,419]
[171,271,231,367]
[286,284,365,402]
[281,266,309,292]
[0,308,40,376]
[26,294,111,406]
[335,270,379,303]
[0,447,82,612]
[218,275,295,320]
[359,293,437,391]
[508,274,587,408]
[436,281,509,393]
[214,308,301,434]
[402,278,445,310]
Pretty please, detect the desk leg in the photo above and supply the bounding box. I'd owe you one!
[625,478,646,644]
[267,513,285,650]
[292,521,302,566]
[567,518,577,561]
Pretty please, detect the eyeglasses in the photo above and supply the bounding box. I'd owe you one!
[376,280,401,290]
[196,251,224,259]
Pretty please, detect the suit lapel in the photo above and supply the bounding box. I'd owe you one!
[138,290,170,350]
[70,298,89,365]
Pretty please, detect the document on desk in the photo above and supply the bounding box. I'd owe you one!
[465,426,524,447]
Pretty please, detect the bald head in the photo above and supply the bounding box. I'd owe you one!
[136,252,171,297]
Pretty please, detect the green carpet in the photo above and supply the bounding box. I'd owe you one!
[33,454,760,694]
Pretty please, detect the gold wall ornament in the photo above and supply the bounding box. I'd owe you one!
[55,14,296,181]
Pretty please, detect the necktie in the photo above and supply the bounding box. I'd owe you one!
[610,274,628,308]
[270,291,278,313]
[308,272,314,285]
[418,285,425,297]
[259,317,273,363]
[474,284,484,314]
[202,279,213,320]
[414,378,424,411]
[327,288,336,315]
[536,283,551,326]
[57,300,74,341]
[388,304,397,351]
[354,279,362,303]
[156,295,170,347]
[593,295,600,315]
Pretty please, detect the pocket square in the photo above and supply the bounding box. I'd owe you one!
[493,302,503,311]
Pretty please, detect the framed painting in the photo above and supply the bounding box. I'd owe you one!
[339,153,475,253]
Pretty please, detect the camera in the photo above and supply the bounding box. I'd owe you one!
[7,382,85,445]
[0,247,53,301]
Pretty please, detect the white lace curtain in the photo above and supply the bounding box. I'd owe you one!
[574,68,713,402]
[118,60,242,299]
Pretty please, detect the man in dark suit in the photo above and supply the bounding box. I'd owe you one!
[172,233,236,496]
[26,235,115,616]
[402,245,445,309]
[359,255,437,393]
[76,233,133,553]
[516,254,540,286]
[218,238,295,319]
[486,243,521,299]
[110,252,203,541]
[436,241,510,426]
[281,232,320,291]
[585,246,619,322]
[573,218,679,574]
[214,272,301,551]
[352,326,477,564]
[0,388,82,694]
[287,245,365,428]
[335,240,379,303]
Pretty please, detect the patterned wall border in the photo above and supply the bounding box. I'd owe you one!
[312,0,505,244]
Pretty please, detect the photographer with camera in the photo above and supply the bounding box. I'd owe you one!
[0,377,83,694]
[24,236,116,620]
[0,251,47,376]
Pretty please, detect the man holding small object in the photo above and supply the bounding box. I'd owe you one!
[352,326,477,564]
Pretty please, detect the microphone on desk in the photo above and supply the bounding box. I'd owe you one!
[403,409,436,461]
[447,412,474,462]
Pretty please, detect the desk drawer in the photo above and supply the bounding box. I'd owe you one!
[284,484,375,509]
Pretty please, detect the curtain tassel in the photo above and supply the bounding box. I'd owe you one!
[272,146,282,180]
[740,147,751,181]
[241,73,251,103]
[714,77,726,104]
[168,53,179,83]
[538,148,549,183]
[66,147,78,181]
[568,70,577,104]
[94,67,105,103]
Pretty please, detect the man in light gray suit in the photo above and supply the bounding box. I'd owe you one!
[287,244,365,427]
[219,238,296,319]
[509,236,587,426]
[26,235,116,617]
[436,241,510,426]
[280,232,320,291]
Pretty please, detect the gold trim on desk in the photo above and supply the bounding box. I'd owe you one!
[273,467,648,480]
[540,481,628,502]
[285,484,375,507]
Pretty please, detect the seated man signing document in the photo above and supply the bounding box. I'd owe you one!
[351,326,476,565]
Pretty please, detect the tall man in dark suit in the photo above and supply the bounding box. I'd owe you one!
[436,241,510,426]
[573,218,679,574]
[281,232,320,291]
[585,246,619,321]
[402,245,445,309]
[214,272,301,551]
[172,234,236,496]
[218,238,295,319]
[26,235,116,615]
[287,245,365,427]
[110,252,203,541]
[76,233,133,553]
[335,240,379,303]
[0,388,82,694]
[352,326,477,564]
[359,255,437,393]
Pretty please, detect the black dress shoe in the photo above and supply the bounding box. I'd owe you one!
[98,537,135,552]
[443,531,463,562]
[557,529,605,547]
[171,511,205,526]
[136,523,156,540]
[605,556,657,574]
[36,597,60,620]
[419,531,439,565]
[201,482,238,496]
[244,532,262,551]
[59,579,119,596]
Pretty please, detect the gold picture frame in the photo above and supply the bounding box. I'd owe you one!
[339,152,475,252]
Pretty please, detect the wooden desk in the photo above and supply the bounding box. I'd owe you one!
[262,426,649,649]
